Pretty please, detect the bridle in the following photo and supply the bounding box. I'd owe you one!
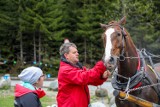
[106,24,129,62]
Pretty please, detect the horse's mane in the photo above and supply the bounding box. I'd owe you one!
[108,21,118,25]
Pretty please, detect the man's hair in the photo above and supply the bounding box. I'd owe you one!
[59,42,77,56]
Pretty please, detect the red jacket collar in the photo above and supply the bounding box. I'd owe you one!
[14,84,46,98]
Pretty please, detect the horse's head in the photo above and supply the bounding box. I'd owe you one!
[101,16,128,70]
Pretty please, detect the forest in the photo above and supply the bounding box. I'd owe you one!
[0,0,160,77]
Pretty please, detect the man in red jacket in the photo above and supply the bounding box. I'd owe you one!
[57,42,111,107]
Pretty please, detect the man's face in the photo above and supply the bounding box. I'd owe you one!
[64,46,79,64]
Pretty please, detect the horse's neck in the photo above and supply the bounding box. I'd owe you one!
[118,40,138,78]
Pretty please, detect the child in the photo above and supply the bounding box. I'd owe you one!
[14,66,46,107]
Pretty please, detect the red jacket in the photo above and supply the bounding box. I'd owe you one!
[57,61,107,107]
[14,84,46,107]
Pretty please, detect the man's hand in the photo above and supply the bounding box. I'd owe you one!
[102,70,111,79]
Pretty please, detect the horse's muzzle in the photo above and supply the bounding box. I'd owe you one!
[107,56,117,70]
[103,55,117,70]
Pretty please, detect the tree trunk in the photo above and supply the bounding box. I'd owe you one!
[38,31,41,63]
[84,38,86,64]
[33,32,36,63]
[19,31,23,65]
[90,43,92,65]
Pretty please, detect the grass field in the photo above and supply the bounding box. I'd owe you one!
[0,88,55,107]
[0,95,53,107]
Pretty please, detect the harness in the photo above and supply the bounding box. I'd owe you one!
[111,70,144,91]
[102,20,160,106]
[104,24,160,105]
[111,49,160,103]
[111,49,144,90]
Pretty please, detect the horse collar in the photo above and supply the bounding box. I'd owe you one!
[111,70,144,91]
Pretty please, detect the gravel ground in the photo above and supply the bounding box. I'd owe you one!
[43,82,115,107]
[10,78,115,107]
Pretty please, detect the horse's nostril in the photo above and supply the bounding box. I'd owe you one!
[109,57,114,64]
[110,57,113,62]
[119,55,125,61]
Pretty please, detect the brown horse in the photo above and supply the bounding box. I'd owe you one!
[101,16,160,107]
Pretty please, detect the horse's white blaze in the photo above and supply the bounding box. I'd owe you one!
[104,28,115,63]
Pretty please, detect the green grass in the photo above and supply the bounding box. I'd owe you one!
[0,95,14,107]
[41,96,54,107]
[0,90,53,107]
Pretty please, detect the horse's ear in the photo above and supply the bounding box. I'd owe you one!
[119,16,126,25]
[100,23,107,30]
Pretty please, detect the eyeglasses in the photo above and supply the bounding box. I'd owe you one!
[40,74,45,77]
